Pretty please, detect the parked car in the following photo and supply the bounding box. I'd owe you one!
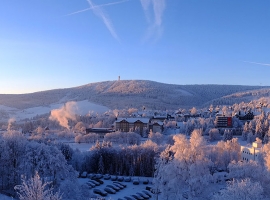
[145,186,152,191]
[94,179,104,184]
[84,183,93,189]
[124,196,136,200]
[86,182,95,188]
[93,189,108,197]
[124,176,131,182]
[133,178,139,185]
[104,174,111,180]
[104,187,116,194]
[117,176,124,182]
[87,173,95,179]
[131,194,144,200]
[142,179,149,184]
[113,183,124,189]
[113,181,127,188]
[95,174,103,179]
[89,180,100,186]
[136,192,149,199]
[142,190,152,198]
[111,175,118,181]
[80,171,87,178]
[106,184,120,191]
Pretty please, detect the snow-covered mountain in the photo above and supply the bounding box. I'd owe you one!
[206,87,270,106]
[0,80,268,112]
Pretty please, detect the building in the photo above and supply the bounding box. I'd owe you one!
[216,116,232,128]
[241,140,262,162]
[149,121,164,133]
[235,111,254,121]
[115,118,150,135]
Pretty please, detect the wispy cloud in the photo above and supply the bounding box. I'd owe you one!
[140,0,166,42]
[67,0,129,41]
[243,61,270,66]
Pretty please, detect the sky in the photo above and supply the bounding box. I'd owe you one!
[0,0,270,94]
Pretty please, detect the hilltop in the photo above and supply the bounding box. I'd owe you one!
[0,80,268,111]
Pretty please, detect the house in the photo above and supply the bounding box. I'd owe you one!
[235,111,254,121]
[149,121,164,133]
[241,140,262,162]
[115,118,150,135]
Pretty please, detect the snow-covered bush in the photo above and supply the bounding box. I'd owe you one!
[209,128,221,141]
[213,178,263,200]
[74,133,99,143]
[14,172,62,200]
[104,131,141,145]
[148,131,163,145]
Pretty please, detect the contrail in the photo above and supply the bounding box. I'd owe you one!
[66,0,129,16]
[86,0,119,40]
[243,61,270,66]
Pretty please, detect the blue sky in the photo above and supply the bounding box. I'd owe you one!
[1,0,270,94]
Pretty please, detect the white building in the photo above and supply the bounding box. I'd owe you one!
[241,140,262,162]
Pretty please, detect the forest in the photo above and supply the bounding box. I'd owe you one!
[1,96,270,199]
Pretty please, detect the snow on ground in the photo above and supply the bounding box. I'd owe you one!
[0,194,13,200]
[0,100,109,122]
[78,176,154,200]
[68,142,94,152]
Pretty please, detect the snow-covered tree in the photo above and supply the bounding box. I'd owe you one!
[148,130,163,145]
[213,178,263,200]
[14,172,62,200]
[223,129,233,141]
[154,130,212,199]
[209,128,220,141]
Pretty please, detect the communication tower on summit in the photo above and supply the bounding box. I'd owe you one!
[118,76,120,81]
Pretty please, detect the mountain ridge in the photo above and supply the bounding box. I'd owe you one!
[0,80,269,110]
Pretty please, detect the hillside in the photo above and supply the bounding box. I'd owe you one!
[206,88,270,106]
[0,80,268,111]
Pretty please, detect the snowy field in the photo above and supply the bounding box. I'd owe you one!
[78,176,154,200]
[68,142,94,152]
[0,100,109,122]
[0,194,13,200]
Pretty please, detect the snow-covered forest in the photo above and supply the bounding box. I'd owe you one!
[0,80,267,111]
[2,81,270,199]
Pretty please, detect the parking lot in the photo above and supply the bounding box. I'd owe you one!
[79,174,154,200]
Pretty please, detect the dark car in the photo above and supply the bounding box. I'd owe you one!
[124,196,136,200]
[117,176,124,182]
[113,181,127,188]
[80,171,87,178]
[93,179,104,184]
[104,174,111,180]
[131,194,144,200]
[133,178,139,185]
[142,179,149,184]
[104,187,116,194]
[142,190,152,198]
[89,180,100,186]
[93,188,108,197]
[106,184,120,191]
[86,182,95,188]
[95,174,103,179]
[136,192,149,199]
[113,183,124,189]
[124,176,131,182]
